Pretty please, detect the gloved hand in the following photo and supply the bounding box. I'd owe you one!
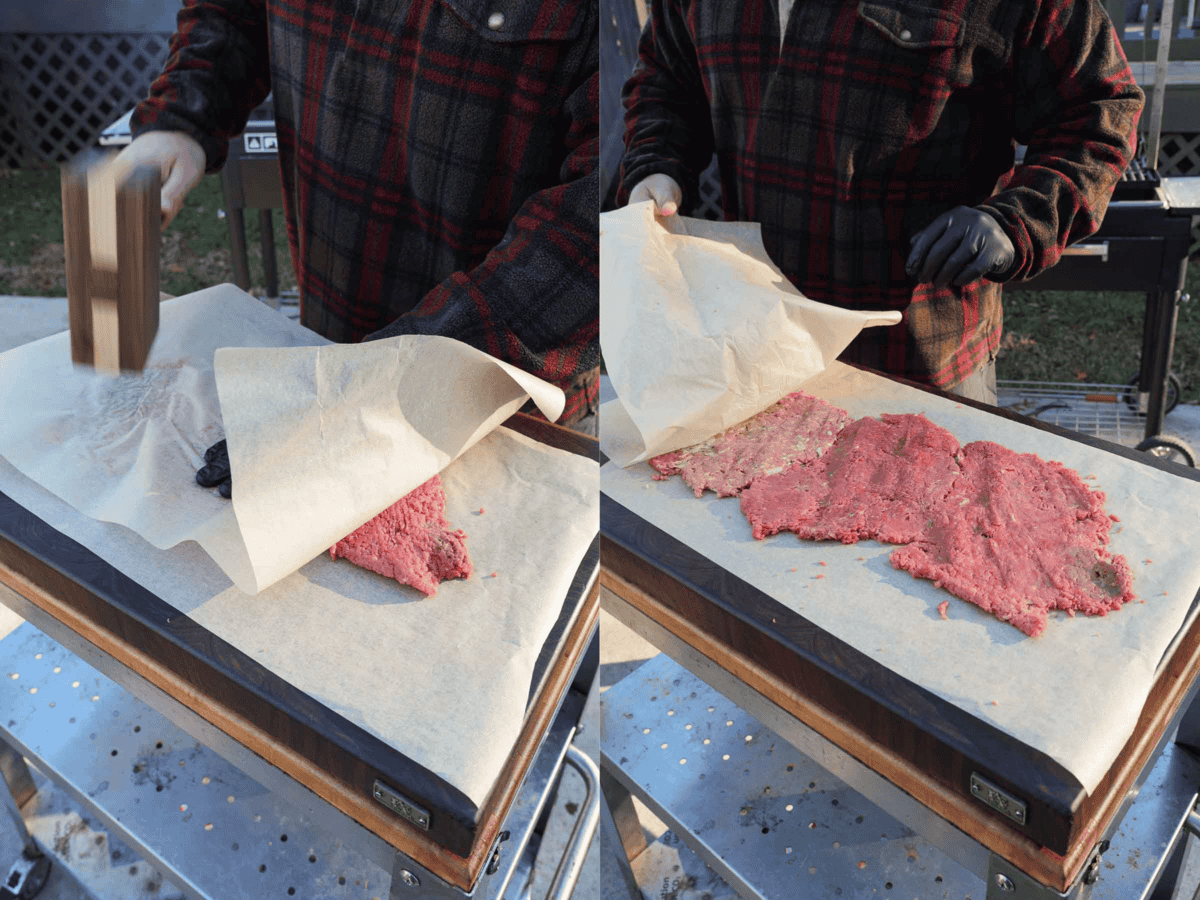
[906,206,1015,289]
[628,173,683,217]
[111,130,207,228]
[195,438,232,499]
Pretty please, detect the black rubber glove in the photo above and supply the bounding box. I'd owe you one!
[195,438,232,499]
[906,206,1016,289]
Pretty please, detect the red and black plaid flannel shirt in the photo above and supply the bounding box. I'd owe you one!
[132,0,599,422]
[621,0,1143,389]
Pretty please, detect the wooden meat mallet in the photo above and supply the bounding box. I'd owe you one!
[61,149,161,373]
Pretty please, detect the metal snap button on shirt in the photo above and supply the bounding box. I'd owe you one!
[487,11,505,29]
[899,28,912,40]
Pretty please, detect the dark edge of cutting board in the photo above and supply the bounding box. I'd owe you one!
[502,412,600,462]
[598,370,1200,858]
[0,411,598,871]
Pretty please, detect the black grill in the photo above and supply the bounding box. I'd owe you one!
[1114,156,1162,200]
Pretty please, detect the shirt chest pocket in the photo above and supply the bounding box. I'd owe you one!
[856,2,963,52]
[836,2,975,178]
[438,0,587,43]
[855,0,968,93]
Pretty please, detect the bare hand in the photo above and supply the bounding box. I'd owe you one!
[628,173,682,217]
[906,207,1015,288]
[111,130,206,228]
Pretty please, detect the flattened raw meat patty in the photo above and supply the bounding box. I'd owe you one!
[649,392,852,497]
[740,413,962,543]
[330,475,472,596]
[890,441,1134,637]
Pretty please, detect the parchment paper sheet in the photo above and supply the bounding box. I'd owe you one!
[0,282,600,801]
[600,202,900,465]
[601,362,1200,795]
[0,284,564,594]
[215,332,563,593]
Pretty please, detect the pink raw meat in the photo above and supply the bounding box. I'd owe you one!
[330,475,472,596]
[739,413,962,544]
[649,392,852,497]
[890,441,1135,637]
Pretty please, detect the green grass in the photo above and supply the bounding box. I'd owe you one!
[0,163,294,298]
[999,262,1200,403]
[0,168,66,266]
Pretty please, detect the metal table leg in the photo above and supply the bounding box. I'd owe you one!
[600,789,642,900]
[224,206,251,292]
[1138,211,1191,442]
[0,740,50,900]
[259,209,278,302]
[1139,288,1182,441]
[600,768,647,863]
[0,742,34,850]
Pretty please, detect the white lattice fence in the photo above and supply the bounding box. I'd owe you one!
[1157,134,1200,254]
[1159,132,1200,175]
[0,32,171,168]
[692,156,723,220]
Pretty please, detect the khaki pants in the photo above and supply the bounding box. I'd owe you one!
[947,358,997,406]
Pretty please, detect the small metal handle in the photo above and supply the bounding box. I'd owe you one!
[1185,806,1200,838]
[1109,199,1168,209]
[544,745,600,900]
[1062,242,1109,262]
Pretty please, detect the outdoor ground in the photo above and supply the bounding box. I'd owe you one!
[3,162,1197,401]
[0,164,296,301]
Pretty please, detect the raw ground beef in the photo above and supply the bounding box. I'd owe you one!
[649,392,852,497]
[330,475,472,596]
[890,441,1135,638]
[652,391,1137,637]
[739,414,963,543]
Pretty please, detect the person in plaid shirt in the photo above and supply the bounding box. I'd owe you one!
[117,0,599,426]
[620,0,1144,401]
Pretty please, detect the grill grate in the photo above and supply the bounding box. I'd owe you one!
[1114,154,1163,200]
[996,380,1153,446]
[0,32,171,168]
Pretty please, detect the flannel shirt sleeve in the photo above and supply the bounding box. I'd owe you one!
[129,0,272,173]
[365,50,600,390]
[978,0,1144,282]
[618,0,715,210]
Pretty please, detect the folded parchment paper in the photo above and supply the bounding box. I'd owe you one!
[601,362,1200,795]
[0,284,563,594]
[600,201,901,465]
[0,285,598,805]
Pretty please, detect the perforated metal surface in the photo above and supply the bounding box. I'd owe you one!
[0,621,394,899]
[0,32,171,167]
[0,610,596,900]
[602,653,1200,900]
[600,654,982,900]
